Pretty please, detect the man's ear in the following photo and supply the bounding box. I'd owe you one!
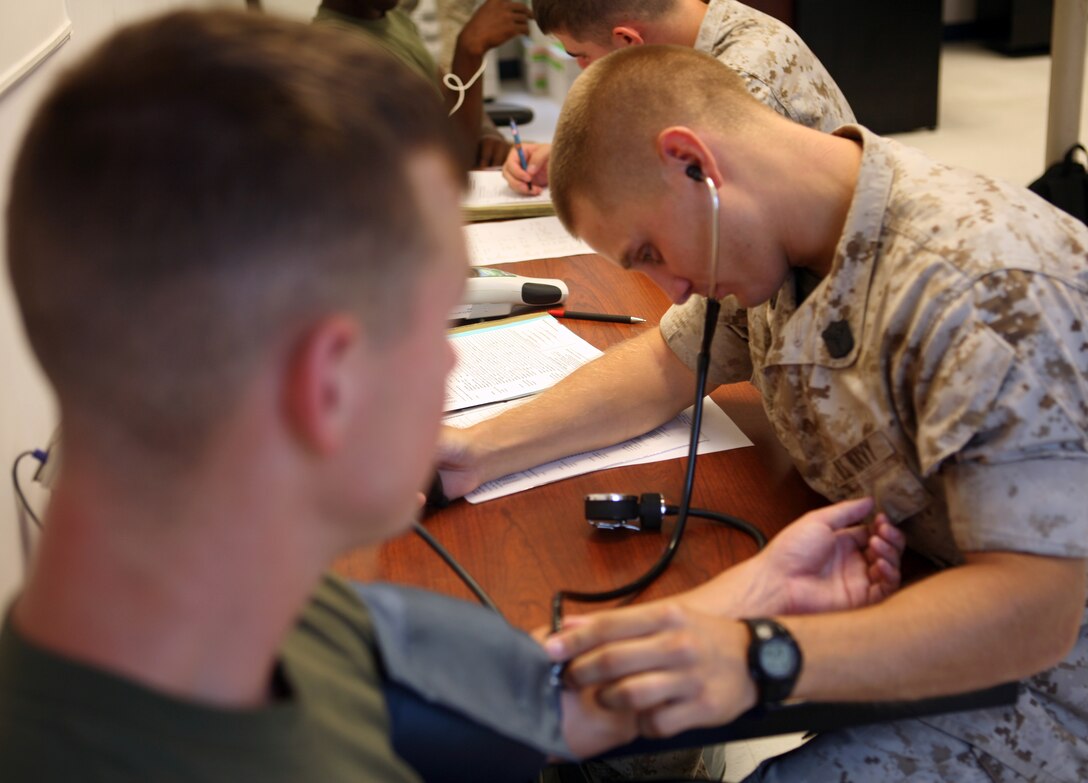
[610,25,645,48]
[656,126,724,189]
[283,315,365,456]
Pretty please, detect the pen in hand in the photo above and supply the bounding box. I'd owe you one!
[509,118,528,171]
[548,309,647,324]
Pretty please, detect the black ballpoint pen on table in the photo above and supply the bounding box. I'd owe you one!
[547,308,646,324]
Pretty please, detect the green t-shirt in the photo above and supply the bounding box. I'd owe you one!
[0,575,420,783]
[314,6,440,92]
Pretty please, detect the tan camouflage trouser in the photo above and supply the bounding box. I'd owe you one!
[542,748,714,782]
[742,721,1031,783]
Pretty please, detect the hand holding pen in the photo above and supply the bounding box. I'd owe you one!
[503,125,551,196]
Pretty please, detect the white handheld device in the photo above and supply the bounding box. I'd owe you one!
[450,267,568,321]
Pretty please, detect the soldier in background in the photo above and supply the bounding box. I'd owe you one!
[316,0,528,167]
[502,0,853,195]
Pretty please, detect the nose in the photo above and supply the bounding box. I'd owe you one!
[638,266,693,305]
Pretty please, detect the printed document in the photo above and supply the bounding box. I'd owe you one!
[464,216,594,266]
[442,313,753,502]
[461,170,554,222]
[445,315,602,412]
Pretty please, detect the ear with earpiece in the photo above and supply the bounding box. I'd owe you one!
[685,164,704,182]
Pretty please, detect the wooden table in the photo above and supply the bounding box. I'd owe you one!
[335,254,824,630]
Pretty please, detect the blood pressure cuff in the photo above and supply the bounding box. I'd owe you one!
[353,583,573,780]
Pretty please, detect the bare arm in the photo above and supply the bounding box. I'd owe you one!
[437,327,697,499]
[549,551,1086,737]
[789,551,1085,702]
[448,0,530,167]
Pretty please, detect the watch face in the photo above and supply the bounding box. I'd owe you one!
[759,639,797,678]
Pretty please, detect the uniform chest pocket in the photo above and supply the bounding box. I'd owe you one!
[830,431,932,523]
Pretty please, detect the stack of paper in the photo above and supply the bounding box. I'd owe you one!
[462,170,554,222]
[463,215,594,266]
[443,314,753,503]
[445,315,602,412]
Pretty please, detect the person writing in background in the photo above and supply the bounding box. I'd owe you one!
[317,0,530,167]
[443,45,1088,782]
[502,0,852,195]
[0,13,908,781]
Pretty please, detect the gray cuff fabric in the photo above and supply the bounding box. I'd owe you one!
[354,582,573,759]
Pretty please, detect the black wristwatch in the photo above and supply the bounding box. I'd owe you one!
[743,618,803,706]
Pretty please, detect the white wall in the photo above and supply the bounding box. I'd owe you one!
[0,0,220,602]
[261,0,320,21]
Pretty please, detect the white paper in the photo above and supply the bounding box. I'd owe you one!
[463,216,594,266]
[444,315,602,412]
[448,398,753,503]
[462,170,552,210]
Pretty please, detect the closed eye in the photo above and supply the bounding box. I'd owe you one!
[626,243,657,270]
[624,243,661,270]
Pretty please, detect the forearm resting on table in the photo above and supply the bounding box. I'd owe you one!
[469,329,695,484]
[788,551,1086,703]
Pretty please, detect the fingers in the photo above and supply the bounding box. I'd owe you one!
[502,148,536,194]
[502,143,549,194]
[564,627,701,690]
[555,614,591,632]
[465,0,532,50]
[874,513,906,553]
[866,527,900,565]
[544,601,685,662]
[867,559,901,602]
[804,496,875,530]
[865,514,904,599]
[523,143,551,180]
[839,521,871,550]
[597,668,702,713]
[864,515,905,573]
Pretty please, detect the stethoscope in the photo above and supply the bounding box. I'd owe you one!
[548,165,765,636]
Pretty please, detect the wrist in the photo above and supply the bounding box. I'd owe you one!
[455,30,487,60]
[466,419,513,485]
[715,555,785,617]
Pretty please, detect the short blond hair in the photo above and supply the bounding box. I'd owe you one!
[534,0,674,43]
[550,45,770,233]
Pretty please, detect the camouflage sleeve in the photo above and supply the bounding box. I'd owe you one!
[914,269,1088,556]
[659,295,753,387]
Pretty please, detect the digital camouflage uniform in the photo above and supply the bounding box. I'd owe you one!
[662,125,1088,782]
[577,7,856,781]
[694,0,855,133]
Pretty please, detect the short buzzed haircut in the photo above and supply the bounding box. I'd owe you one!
[7,11,463,458]
[534,0,674,42]
[550,45,768,233]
